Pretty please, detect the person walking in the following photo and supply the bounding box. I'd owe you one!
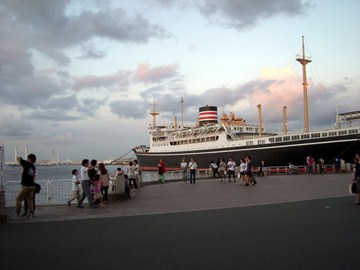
[239,158,247,185]
[188,158,197,184]
[67,169,81,207]
[180,158,188,182]
[218,158,227,182]
[98,163,110,203]
[246,156,257,186]
[13,154,37,219]
[77,159,96,209]
[90,174,106,207]
[158,159,166,183]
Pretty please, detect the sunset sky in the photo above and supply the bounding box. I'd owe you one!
[1,0,359,162]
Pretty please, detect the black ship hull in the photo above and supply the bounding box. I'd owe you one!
[134,135,360,169]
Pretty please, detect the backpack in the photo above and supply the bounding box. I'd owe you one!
[34,183,41,194]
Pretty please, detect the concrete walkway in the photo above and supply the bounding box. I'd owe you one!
[5,172,355,223]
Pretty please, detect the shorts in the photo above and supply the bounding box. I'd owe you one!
[93,192,103,200]
[71,190,80,199]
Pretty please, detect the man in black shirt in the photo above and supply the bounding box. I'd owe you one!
[13,154,36,219]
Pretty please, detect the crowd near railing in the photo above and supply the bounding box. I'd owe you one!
[4,164,353,207]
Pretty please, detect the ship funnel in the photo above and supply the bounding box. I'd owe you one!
[199,105,218,126]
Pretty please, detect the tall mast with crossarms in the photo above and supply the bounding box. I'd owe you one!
[296,35,312,133]
[150,98,159,128]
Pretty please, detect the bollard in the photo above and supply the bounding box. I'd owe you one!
[0,190,7,224]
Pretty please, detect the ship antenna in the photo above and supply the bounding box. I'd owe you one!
[180,97,184,128]
[296,35,312,133]
[257,104,263,138]
[150,98,159,127]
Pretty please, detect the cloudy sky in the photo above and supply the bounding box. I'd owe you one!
[1,0,359,162]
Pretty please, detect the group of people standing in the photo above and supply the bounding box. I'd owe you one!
[71,159,142,208]
[178,156,257,186]
[69,159,110,209]
[179,158,198,184]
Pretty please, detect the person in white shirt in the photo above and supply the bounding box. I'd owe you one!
[133,160,141,192]
[188,158,197,184]
[210,161,219,178]
[180,158,188,182]
[239,158,247,185]
[227,157,236,182]
[67,169,80,206]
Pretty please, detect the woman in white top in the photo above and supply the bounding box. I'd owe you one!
[98,163,110,203]
[239,158,247,185]
[127,161,138,190]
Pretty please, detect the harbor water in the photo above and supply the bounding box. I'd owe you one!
[4,164,126,181]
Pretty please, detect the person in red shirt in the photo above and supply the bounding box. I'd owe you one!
[158,159,166,183]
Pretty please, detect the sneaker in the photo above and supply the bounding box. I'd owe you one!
[77,205,84,208]
[67,201,71,207]
[20,212,28,217]
[253,181,257,186]
[11,215,22,220]
[90,205,98,209]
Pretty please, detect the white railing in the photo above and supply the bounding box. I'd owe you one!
[4,179,77,207]
[4,171,213,206]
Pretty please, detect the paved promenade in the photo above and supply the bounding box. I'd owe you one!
[4,173,356,223]
[1,173,360,270]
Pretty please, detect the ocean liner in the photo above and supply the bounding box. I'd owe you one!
[133,38,360,169]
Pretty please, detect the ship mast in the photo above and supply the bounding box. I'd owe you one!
[180,97,184,128]
[257,104,263,138]
[283,106,287,135]
[150,98,159,128]
[296,35,312,132]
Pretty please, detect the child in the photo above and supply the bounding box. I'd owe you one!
[67,169,80,207]
[90,174,106,207]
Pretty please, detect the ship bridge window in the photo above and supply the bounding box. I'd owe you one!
[322,133,328,137]
[291,135,300,140]
[349,129,359,134]
[283,136,290,141]
[339,131,348,135]
[311,133,321,138]
[246,141,253,146]
[275,137,282,142]
[257,140,265,145]
[329,132,337,136]
[301,134,310,139]
[269,138,275,143]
